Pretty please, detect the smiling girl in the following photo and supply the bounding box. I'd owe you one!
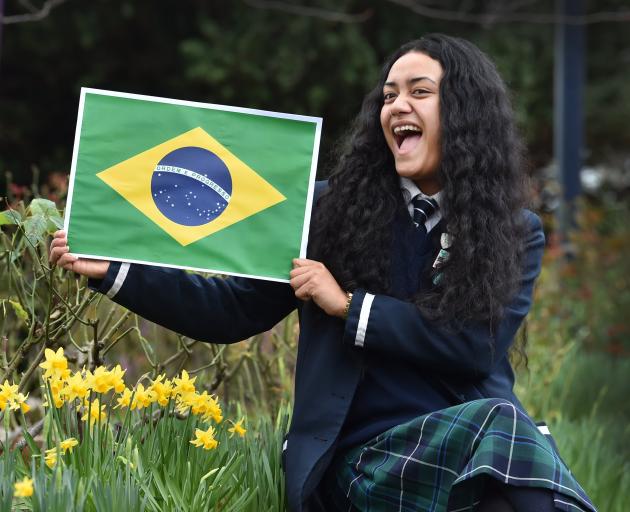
[51,34,595,512]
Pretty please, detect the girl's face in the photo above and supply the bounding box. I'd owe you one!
[380,51,443,195]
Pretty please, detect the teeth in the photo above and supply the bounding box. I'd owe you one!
[393,125,422,134]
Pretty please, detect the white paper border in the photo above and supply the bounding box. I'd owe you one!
[69,252,291,283]
[64,87,323,284]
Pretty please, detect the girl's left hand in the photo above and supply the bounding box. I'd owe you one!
[290,258,347,318]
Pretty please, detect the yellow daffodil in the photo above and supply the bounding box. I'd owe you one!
[52,394,64,408]
[39,347,70,381]
[199,393,223,424]
[148,374,173,407]
[59,437,79,454]
[42,376,66,409]
[81,398,107,426]
[14,476,33,497]
[131,383,153,410]
[173,370,196,397]
[62,371,89,402]
[228,417,247,438]
[0,380,18,411]
[190,425,218,450]
[115,387,132,409]
[190,391,211,416]
[88,366,114,394]
[48,377,64,395]
[8,391,30,414]
[0,379,18,399]
[207,404,223,424]
[44,448,58,468]
[176,390,222,423]
[110,364,127,393]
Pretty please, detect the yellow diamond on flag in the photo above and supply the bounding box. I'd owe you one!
[96,127,286,246]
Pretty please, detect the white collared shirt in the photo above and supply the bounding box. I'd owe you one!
[399,177,442,233]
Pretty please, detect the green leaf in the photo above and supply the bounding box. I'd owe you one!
[27,198,64,236]
[8,300,29,325]
[21,427,40,456]
[28,198,59,217]
[164,473,184,506]
[23,215,47,245]
[47,216,64,231]
[0,209,22,225]
[151,471,171,504]
[199,467,220,484]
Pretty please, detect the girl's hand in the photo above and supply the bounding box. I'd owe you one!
[290,258,347,318]
[49,230,110,279]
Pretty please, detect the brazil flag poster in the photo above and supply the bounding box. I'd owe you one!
[65,88,322,282]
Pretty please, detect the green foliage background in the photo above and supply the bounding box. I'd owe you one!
[2,0,630,183]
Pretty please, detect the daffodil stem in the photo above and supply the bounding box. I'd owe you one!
[2,409,9,454]
[130,407,187,432]
[45,380,65,442]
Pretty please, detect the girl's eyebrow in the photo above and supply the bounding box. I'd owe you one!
[384,76,437,88]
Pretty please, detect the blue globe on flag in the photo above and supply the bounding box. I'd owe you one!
[151,146,232,226]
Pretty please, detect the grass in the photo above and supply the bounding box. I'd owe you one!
[516,347,630,511]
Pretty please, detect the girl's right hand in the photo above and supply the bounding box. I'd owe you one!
[49,230,110,279]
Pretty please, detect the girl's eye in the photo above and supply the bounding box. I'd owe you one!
[413,89,430,95]
[383,92,396,102]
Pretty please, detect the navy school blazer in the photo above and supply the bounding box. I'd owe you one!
[90,182,545,511]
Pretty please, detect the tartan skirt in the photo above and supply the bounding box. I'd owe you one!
[322,398,596,512]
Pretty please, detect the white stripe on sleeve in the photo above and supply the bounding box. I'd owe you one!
[106,262,130,299]
[354,293,375,348]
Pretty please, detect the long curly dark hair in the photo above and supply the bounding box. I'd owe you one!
[309,34,530,332]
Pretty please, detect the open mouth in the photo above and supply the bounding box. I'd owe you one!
[393,124,423,153]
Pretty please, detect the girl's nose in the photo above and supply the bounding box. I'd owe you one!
[390,93,412,115]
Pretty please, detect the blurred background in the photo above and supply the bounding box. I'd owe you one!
[1,1,629,510]
[1,0,629,195]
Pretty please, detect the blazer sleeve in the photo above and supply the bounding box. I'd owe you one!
[89,263,297,344]
[341,211,545,378]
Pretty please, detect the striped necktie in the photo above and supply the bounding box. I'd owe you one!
[411,195,439,231]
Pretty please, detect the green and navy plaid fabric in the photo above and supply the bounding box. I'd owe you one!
[329,398,596,512]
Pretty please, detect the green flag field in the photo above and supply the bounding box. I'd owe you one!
[65,88,322,282]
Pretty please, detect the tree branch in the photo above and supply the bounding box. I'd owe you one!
[3,0,68,25]
[243,0,372,23]
[13,418,44,452]
[386,0,630,25]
